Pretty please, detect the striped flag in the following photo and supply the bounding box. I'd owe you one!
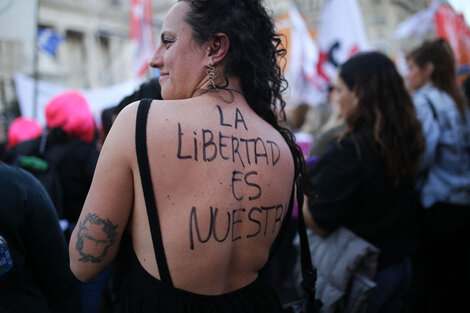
[131,0,155,78]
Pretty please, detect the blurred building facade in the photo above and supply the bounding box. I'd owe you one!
[0,0,430,123]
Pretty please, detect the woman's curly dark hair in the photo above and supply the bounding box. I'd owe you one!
[339,52,425,186]
[179,0,307,184]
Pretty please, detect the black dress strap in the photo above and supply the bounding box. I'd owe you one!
[135,98,173,286]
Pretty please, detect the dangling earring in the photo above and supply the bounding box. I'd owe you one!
[206,59,216,89]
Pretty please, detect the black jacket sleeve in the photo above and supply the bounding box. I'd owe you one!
[24,171,82,313]
[307,138,362,232]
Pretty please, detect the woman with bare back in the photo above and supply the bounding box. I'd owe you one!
[69,1,306,312]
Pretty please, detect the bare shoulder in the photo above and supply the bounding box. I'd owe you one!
[133,96,294,176]
[109,98,184,145]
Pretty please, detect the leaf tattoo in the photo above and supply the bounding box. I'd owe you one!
[75,213,118,263]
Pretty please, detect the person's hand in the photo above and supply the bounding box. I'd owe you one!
[302,195,330,237]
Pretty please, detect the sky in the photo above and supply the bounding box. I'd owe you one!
[448,0,470,25]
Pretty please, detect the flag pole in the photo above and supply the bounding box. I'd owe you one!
[32,0,40,120]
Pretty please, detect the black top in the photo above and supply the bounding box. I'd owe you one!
[112,99,286,312]
[307,134,418,270]
[0,163,81,313]
[113,233,285,313]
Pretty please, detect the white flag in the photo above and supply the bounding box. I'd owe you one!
[287,5,325,108]
[316,0,370,84]
[394,2,439,39]
[14,73,141,126]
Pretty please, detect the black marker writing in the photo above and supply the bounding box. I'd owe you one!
[189,204,285,249]
[255,137,269,165]
[231,171,244,201]
[235,108,248,130]
[177,123,191,160]
[232,208,245,242]
[217,105,232,127]
[266,140,280,166]
[240,138,255,165]
[193,131,198,161]
[217,105,248,131]
[176,125,280,167]
[189,206,212,250]
[231,136,245,168]
[247,207,262,238]
[245,171,261,200]
[274,204,284,233]
[261,205,276,235]
[202,129,217,162]
[231,170,262,202]
[219,132,230,160]
[212,207,231,243]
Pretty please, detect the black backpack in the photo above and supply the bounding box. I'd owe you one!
[12,135,75,219]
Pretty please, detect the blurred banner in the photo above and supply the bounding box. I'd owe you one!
[281,0,369,108]
[0,0,37,41]
[435,4,470,68]
[394,2,439,39]
[131,0,155,78]
[14,73,141,126]
[394,1,470,72]
[316,0,369,86]
[286,5,323,108]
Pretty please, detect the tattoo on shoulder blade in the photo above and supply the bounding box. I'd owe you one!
[75,213,118,263]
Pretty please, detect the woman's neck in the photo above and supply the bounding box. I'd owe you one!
[192,75,243,98]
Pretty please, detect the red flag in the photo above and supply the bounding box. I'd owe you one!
[435,4,470,68]
[131,0,155,78]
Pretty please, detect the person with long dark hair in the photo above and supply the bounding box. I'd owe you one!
[304,52,424,313]
[69,1,305,312]
[406,38,470,313]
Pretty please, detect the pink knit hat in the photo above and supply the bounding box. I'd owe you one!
[45,90,95,143]
[7,117,43,148]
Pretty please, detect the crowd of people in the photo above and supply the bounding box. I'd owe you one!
[0,1,469,313]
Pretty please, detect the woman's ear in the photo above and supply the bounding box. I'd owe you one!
[424,62,434,79]
[352,88,359,107]
[207,32,229,65]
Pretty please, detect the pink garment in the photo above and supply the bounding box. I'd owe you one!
[45,90,95,143]
[7,117,43,148]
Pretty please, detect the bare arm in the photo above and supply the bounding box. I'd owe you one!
[69,104,137,282]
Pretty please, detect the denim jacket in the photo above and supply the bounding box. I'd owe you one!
[413,83,470,208]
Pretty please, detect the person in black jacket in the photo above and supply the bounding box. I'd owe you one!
[304,52,424,313]
[0,162,81,313]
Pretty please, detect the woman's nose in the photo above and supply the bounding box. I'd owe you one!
[149,46,163,69]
